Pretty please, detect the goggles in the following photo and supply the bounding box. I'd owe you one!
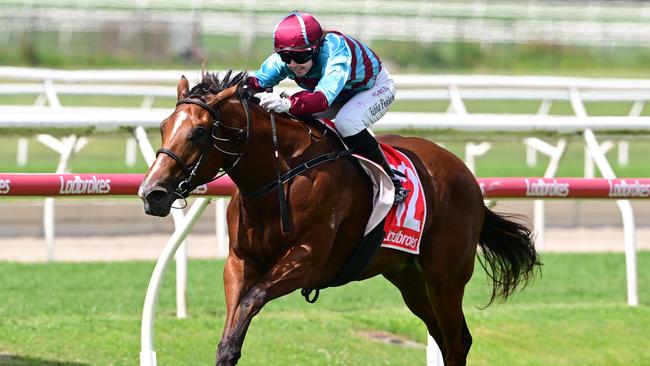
[278,50,314,64]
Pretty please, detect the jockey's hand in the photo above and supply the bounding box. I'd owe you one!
[258,92,291,113]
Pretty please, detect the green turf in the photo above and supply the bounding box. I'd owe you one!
[0,253,649,365]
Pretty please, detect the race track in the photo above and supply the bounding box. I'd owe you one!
[2,199,650,262]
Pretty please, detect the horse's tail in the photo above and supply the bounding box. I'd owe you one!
[478,207,541,306]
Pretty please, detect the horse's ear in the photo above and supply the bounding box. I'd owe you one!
[206,85,238,106]
[177,76,189,100]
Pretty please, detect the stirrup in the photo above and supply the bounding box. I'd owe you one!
[394,187,409,204]
[392,179,410,204]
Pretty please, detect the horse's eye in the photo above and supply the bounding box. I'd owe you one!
[191,126,207,141]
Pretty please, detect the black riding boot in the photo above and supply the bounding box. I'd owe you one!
[343,129,409,204]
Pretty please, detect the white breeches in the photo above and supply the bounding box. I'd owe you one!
[316,68,396,137]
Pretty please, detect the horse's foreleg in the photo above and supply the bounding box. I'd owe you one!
[216,244,315,366]
[217,253,260,366]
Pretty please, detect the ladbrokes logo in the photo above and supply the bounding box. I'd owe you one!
[608,180,650,198]
[58,175,111,195]
[385,230,418,249]
[525,178,569,197]
[0,179,10,194]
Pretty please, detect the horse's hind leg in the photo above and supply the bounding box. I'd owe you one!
[383,263,445,355]
[419,241,475,366]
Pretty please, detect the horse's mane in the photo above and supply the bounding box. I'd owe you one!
[189,70,328,137]
[187,70,249,100]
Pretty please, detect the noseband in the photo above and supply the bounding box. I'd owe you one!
[156,96,251,198]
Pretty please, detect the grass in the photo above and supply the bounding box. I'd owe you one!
[0,253,649,365]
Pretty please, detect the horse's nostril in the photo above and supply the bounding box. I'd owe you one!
[146,189,168,205]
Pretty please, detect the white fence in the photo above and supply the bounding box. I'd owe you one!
[2,66,650,131]
[1,66,649,254]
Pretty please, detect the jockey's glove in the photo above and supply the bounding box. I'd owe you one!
[258,92,291,113]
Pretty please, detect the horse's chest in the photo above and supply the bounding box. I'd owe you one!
[234,226,289,267]
[235,209,287,257]
[234,183,342,263]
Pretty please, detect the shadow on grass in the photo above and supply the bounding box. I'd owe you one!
[0,355,88,366]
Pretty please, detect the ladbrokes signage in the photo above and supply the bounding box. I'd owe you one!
[0,179,9,194]
[525,178,570,197]
[58,175,111,195]
[608,179,650,198]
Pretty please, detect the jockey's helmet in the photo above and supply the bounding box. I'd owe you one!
[273,11,323,52]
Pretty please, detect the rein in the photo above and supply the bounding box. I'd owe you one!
[239,149,352,198]
[157,91,352,235]
[268,111,291,234]
[240,112,351,234]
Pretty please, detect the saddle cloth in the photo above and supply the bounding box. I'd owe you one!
[321,119,427,254]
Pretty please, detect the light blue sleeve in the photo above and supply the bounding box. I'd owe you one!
[252,54,289,89]
[314,35,352,105]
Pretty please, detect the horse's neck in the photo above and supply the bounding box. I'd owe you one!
[275,115,338,159]
[228,113,334,193]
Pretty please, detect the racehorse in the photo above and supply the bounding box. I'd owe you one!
[138,71,541,366]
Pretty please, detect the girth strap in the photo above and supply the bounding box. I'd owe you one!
[301,218,386,304]
[239,149,353,198]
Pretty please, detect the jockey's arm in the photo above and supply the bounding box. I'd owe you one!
[246,76,265,92]
[250,37,351,115]
[286,91,329,115]
[247,54,289,92]
[288,42,351,115]
[250,60,348,116]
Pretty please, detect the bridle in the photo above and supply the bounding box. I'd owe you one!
[156,94,252,198]
[156,88,350,237]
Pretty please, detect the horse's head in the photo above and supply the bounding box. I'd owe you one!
[139,71,252,216]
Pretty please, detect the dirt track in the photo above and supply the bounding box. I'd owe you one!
[2,199,650,262]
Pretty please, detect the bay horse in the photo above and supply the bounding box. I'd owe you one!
[138,71,540,366]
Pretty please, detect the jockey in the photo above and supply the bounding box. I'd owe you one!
[247,11,409,204]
